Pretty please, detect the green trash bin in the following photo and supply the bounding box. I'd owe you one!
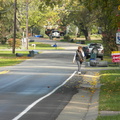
[90,53,96,60]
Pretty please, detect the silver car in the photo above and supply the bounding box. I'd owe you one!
[84,43,104,60]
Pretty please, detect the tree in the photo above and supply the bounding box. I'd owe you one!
[16,0,61,36]
[60,0,97,40]
[0,0,14,43]
[79,0,119,54]
[68,7,93,40]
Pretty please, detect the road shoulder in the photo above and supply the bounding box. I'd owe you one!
[56,71,100,120]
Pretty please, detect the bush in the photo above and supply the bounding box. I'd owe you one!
[64,35,71,41]
[7,38,21,48]
[0,36,7,44]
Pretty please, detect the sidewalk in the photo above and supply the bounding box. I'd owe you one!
[56,71,100,120]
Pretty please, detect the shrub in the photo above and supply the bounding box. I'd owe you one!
[7,38,21,48]
[0,36,7,44]
[64,35,71,41]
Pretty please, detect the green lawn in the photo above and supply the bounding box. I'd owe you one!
[0,42,62,50]
[0,58,25,67]
[60,39,103,44]
[97,114,120,120]
[99,69,120,111]
[0,51,30,67]
[0,44,9,49]
[96,69,120,119]
[60,35,102,44]
[0,41,63,67]
[85,40,103,44]
[28,42,62,50]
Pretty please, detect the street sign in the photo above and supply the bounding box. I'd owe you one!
[111,51,120,62]
[116,32,120,44]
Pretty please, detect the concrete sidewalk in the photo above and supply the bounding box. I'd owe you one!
[56,71,100,120]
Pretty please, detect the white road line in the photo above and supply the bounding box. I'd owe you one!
[12,71,77,120]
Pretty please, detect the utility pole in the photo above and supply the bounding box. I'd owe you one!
[13,0,17,54]
[26,0,29,49]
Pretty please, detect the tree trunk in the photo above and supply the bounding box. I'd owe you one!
[80,27,91,41]
[102,32,118,55]
[78,23,91,41]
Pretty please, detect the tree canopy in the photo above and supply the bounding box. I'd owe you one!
[0,0,119,53]
[79,0,120,52]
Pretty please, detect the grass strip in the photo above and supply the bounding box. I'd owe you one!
[97,114,120,120]
[0,57,29,67]
[96,69,120,120]
[28,42,63,50]
[0,42,63,50]
[99,69,120,111]
[0,51,30,67]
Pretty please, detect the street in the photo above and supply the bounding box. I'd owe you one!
[0,38,81,120]
[1,1,119,119]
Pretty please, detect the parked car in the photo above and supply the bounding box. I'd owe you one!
[45,29,54,36]
[59,31,66,36]
[51,30,60,38]
[83,43,104,60]
[45,29,66,37]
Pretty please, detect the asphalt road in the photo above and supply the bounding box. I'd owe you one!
[0,39,81,120]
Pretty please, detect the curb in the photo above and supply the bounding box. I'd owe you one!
[84,89,100,120]
[56,71,100,120]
